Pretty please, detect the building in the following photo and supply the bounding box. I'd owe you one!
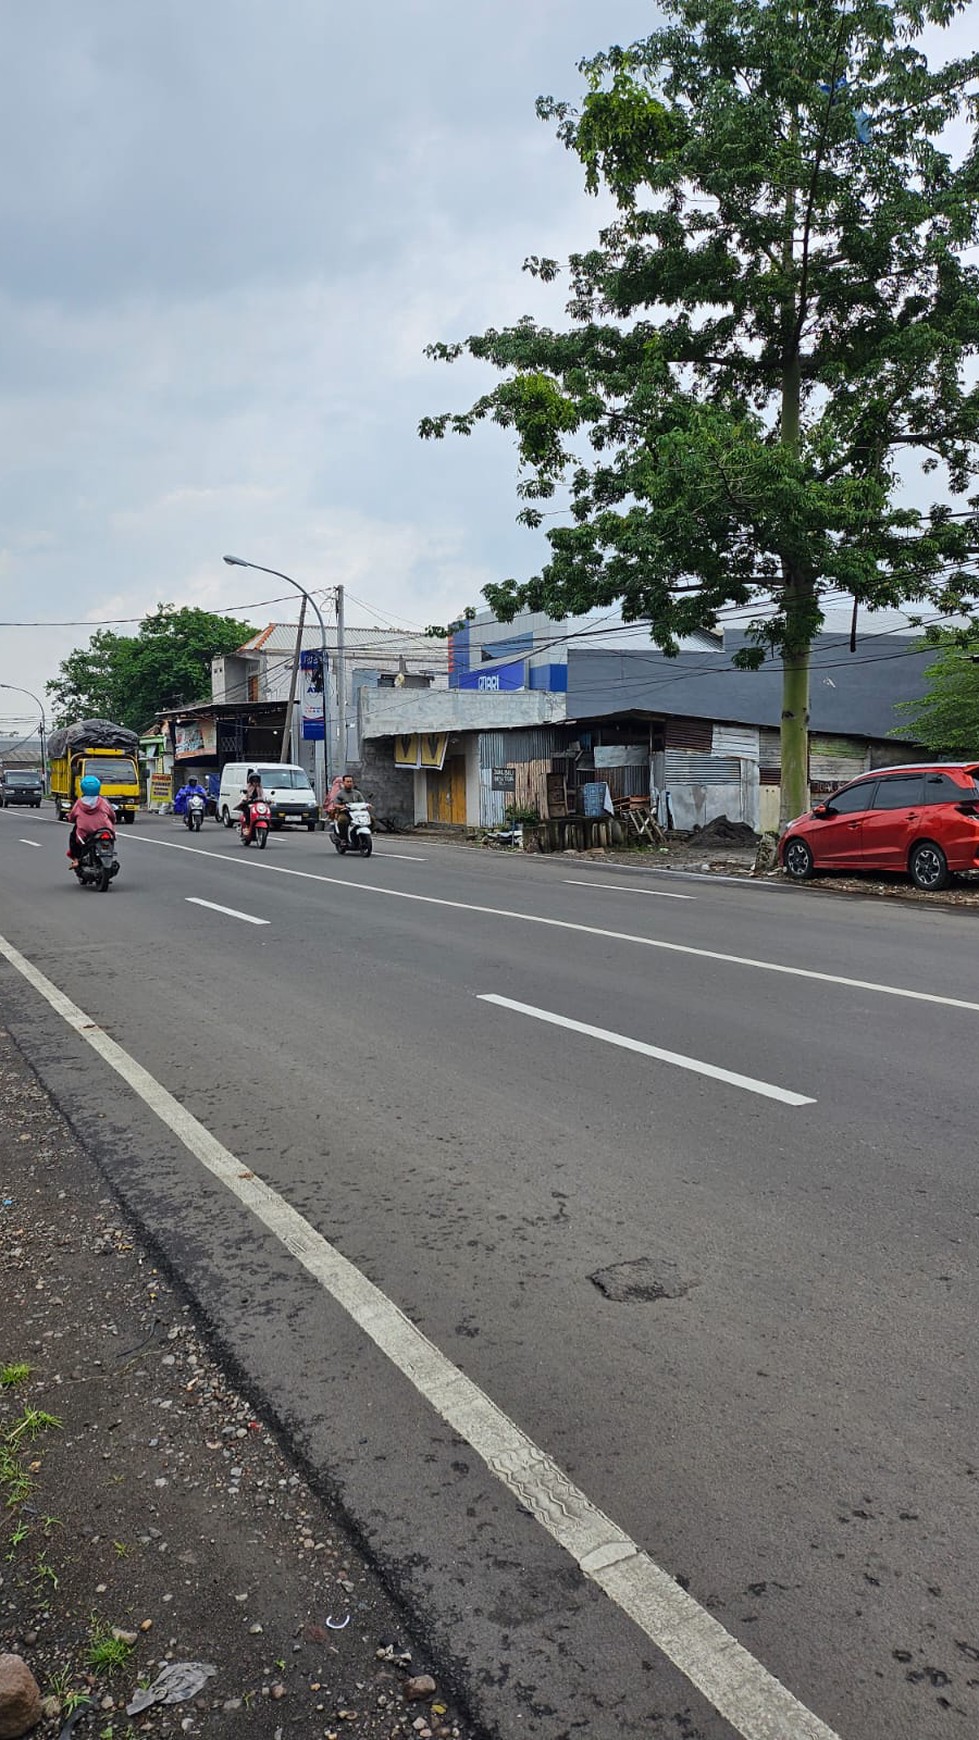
[358,613,934,833]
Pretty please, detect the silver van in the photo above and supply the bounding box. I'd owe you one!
[217,763,319,831]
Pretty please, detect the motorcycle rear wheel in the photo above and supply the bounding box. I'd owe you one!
[97,866,111,892]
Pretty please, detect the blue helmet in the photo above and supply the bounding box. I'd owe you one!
[80,774,101,795]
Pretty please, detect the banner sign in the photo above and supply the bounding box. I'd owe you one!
[174,719,216,759]
[302,650,325,741]
[491,766,516,792]
[149,773,173,805]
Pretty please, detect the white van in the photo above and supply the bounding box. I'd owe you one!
[217,763,319,832]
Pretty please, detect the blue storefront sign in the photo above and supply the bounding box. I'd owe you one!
[456,660,525,693]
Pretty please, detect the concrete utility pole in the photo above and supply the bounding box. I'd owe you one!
[335,583,347,774]
[280,595,308,761]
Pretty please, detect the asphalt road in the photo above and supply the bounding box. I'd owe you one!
[2,805,977,1740]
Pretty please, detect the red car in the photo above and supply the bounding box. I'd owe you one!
[779,762,979,891]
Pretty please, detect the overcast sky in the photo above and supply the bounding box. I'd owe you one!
[0,2,972,731]
[0,0,662,722]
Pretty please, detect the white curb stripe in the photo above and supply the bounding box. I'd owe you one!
[0,926,840,1740]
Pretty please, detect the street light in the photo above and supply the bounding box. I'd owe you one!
[0,682,47,792]
[222,556,332,799]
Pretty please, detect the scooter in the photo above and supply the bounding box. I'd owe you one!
[185,793,206,833]
[240,799,271,849]
[330,799,373,857]
[74,828,120,893]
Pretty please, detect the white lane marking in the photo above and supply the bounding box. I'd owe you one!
[18,839,41,849]
[479,994,814,1106]
[0,928,839,1740]
[128,834,979,1015]
[185,897,269,926]
[564,877,693,900]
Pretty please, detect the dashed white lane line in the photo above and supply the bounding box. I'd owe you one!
[128,834,979,1014]
[18,839,41,848]
[185,897,269,926]
[563,877,693,899]
[479,994,814,1106]
[0,926,840,1740]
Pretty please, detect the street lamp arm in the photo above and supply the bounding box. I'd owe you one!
[221,555,332,789]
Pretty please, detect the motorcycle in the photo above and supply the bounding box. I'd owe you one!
[74,828,120,893]
[184,793,206,833]
[330,799,373,857]
[240,799,271,849]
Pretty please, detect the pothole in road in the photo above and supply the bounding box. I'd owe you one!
[589,1256,697,1303]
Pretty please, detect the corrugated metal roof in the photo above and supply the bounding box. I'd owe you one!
[237,623,447,661]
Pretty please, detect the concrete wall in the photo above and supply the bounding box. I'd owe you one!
[360,686,566,740]
[352,741,415,827]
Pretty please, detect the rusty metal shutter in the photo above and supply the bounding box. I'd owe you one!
[665,716,711,751]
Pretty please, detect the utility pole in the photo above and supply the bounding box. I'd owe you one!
[280,595,308,761]
[335,583,347,774]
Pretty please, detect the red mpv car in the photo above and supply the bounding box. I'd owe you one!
[780,762,979,891]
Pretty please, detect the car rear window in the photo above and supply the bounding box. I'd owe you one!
[872,773,925,808]
[922,771,972,803]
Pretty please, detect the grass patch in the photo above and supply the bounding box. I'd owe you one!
[0,1404,62,1511]
[86,1617,134,1676]
[0,1362,32,1388]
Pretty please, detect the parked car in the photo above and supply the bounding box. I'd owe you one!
[780,762,979,891]
[1,769,44,807]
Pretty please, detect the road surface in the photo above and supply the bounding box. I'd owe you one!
[2,805,976,1739]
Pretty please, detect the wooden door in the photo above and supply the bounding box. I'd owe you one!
[427,755,467,824]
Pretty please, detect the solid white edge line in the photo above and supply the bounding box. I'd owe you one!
[127,833,979,1015]
[479,994,814,1107]
[563,877,693,900]
[18,839,41,848]
[185,897,269,926]
[0,927,841,1740]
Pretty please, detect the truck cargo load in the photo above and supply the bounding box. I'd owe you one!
[49,719,142,823]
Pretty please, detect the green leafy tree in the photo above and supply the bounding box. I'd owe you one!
[47,605,254,732]
[893,625,979,753]
[421,0,979,822]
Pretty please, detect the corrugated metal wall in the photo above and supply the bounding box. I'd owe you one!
[478,727,562,826]
[712,724,759,759]
[810,734,869,786]
[665,751,743,786]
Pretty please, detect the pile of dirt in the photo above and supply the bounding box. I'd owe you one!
[687,815,759,848]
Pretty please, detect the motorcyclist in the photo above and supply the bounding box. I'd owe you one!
[330,773,368,842]
[175,775,206,819]
[236,770,265,842]
[66,775,117,868]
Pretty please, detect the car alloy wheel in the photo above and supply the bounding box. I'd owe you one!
[909,840,949,892]
[783,838,814,880]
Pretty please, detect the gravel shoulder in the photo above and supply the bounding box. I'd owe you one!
[0,1023,480,1740]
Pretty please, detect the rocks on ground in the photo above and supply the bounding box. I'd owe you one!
[0,1025,478,1740]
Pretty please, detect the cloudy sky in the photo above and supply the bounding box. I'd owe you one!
[0,0,661,723]
[0,2,972,732]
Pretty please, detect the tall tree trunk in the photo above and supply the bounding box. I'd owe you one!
[778,155,812,828]
[780,574,811,828]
